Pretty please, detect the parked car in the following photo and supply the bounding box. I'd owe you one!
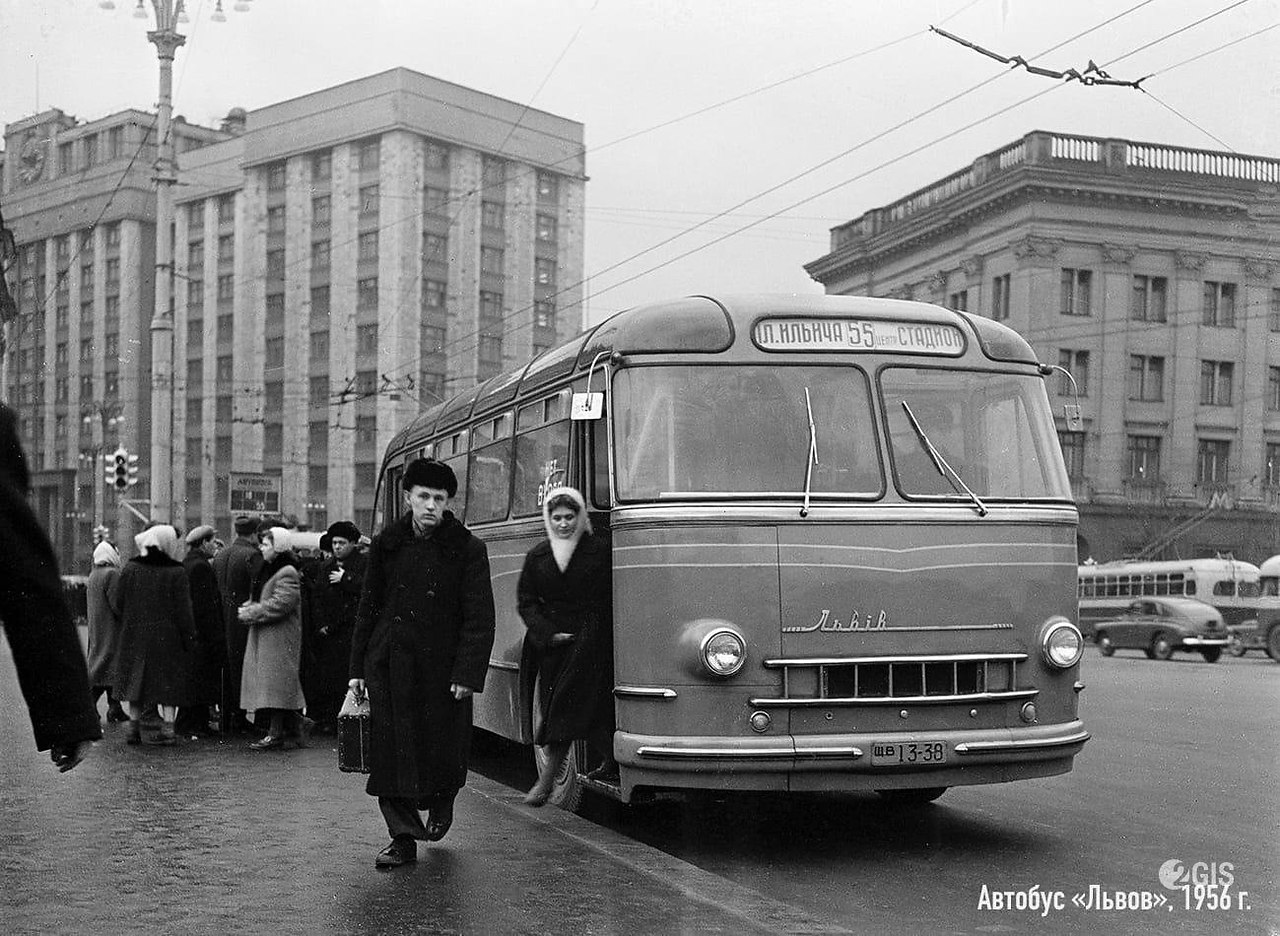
[1094,597,1229,662]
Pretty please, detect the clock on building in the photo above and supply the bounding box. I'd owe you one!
[18,133,47,184]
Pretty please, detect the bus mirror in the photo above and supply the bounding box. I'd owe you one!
[1063,403,1083,431]
[571,392,604,421]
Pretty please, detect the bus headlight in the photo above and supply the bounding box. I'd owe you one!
[701,628,747,676]
[1041,618,1083,668]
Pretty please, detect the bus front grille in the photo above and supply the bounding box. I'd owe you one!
[752,653,1037,707]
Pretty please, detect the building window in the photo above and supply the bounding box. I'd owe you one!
[80,338,94,362]
[1127,435,1162,481]
[991,273,1011,321]
[312,195,331,226]
[355,370,377,396]
[481,247,504,275]
[424,186,449,215]
[357,138,380,172]
[216,355,233,383]
[266,249,285,275]
[1128,355,1164,402]
[105,258,120,288]
[311,285,330,318]
[187,202,204,230]
[311,240,330,271]
[311,150,331,182]
[1131,275,1167,322]
[83,135,98,166]
[1199,360,1233,406]
[56,303,69,330]
[356,416,377,448]
[217,194,235,224]
[265,337,284,369]
[265,293,285,327]
[55,378,68,403]
[310,376,329,407]
[1203,281,1236,327]
[423,233,448,262]
[481,201,505,230]
[424,140,449,170]
[264,382,283,413]
[266,161,286,191]
[422,279,447,309]
[187,319,203,349]
[1060,268,1091,316]
[267,205,286,234]
[359,184,379,216]
[357,323,379,354]
[481,156,506,188]
[80,374,94,397]
[357,232,378,261]
[107,126,124,160]
[536,171,559,201]
[534,299,556,329]
[947,289,968,312]
[188,241,204,269]
[217,314,233,343]
[217,274,234,301]
[357,278,378,310]
[1196,439,1230,484]
[1271,288,1280,333]
[1058,349,1089,397]
[104,333,119,357]
[104,295,120,324]
[1269,366,1280,412]
[1057,431,1085,478]
[1266,443,1280,487]
[536,213,558,243]
[218,234,234,263]
[421,324,446,354]
[480,290,503,319]
[59,142,73,174]
[56,342,68,366]
[81,300,94,327]
[419,370,446,402]
[310,330,329,360]
[479,335,503,367]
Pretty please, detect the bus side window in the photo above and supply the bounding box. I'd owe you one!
[512,415,570,517]
[1212,579,1234,597]
[468,436,514,524]
[1184,579,1196,595]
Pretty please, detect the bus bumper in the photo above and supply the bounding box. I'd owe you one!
[614,720,1089,797]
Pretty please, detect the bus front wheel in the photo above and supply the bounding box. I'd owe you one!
[876,787,947,805]
[1266,625,1280,662]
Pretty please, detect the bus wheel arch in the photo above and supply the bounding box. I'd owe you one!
[876,787,948,805]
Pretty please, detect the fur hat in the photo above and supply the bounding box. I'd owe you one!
[402,458,457,496]
[326,520,361,543]
[233,515,258,535]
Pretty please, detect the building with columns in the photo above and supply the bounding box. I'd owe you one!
[1,68,586,569]
[805,131,1280,563]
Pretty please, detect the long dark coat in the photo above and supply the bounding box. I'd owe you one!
[183,552,226,705]
[350,513,495,800]
[304,550,366,724]
[0,404,101,752]
[210,535,263,711]
[85,563,122,689]
[112,552,197,706]
[517,533,613,744]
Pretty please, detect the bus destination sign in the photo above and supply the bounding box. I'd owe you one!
[753,317,964,355]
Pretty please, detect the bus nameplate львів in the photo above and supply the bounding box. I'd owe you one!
[752,318,965,356]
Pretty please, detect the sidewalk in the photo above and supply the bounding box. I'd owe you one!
[1,654,847,935]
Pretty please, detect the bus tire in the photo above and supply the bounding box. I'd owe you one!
[876,787,947,805]
[1150,632,1173,661]
[1200,647,1221,663]
[1096,632,1115,657]
[1267,625,1280,662]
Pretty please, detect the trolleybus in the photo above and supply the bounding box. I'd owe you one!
[1076,557,1261,637]
[373,294,1088,809]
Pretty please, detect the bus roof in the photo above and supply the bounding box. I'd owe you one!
[1078,557,1261,577]
[386,293,1039,456]
[1258,555,1280,578]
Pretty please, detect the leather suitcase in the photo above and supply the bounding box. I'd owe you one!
[337,698,371,773]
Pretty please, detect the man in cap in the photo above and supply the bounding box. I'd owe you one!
[176,525,226,737]
[350,458,495,868]
[303,520,366,734]
[211,515,264,733]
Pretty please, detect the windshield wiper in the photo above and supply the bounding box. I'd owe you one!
[801,387,818,518]
[900,401,988,517]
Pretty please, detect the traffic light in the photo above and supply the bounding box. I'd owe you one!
[111,447,128,492]
[127,452,139,487]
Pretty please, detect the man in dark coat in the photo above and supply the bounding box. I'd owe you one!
[176,525,226,736]
[350,459,495,869]
[211,515,263,732]
[0,404,101,771]
[305,521,366,733]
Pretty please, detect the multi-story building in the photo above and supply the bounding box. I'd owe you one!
[1,68,586,569]
[806,130,1280,562]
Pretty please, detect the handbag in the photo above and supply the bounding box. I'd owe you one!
[337,687,371,774]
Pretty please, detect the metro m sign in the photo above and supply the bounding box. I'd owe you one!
[228,472,282,516]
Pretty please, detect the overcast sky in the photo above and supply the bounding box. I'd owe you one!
[2,0,1277,325]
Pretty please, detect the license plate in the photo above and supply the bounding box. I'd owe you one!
[870,740,947,766]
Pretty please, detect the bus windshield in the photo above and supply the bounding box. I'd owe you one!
[614,365,881,499]
[880,367,1070,499]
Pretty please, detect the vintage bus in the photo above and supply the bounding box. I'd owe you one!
[1076,557,1261,636]
[1226,554,1280,659]
[373,294,1088,810]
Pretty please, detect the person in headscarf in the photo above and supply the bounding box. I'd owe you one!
[112,524,197,746]
[518,486,614,806]
[237,527,306,750]
[85,540,127,724]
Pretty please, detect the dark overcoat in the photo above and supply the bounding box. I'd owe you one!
[350,512,495,800]
[517,532,613,744]
[304,550,366,723]
[210,535,262,711]
[0,404,101,752]
[85,563,122,688]
[112,552,197,706]
[183,552,226,705]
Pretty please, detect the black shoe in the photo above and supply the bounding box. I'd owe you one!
[375,836,417,868]
[425,798,454,842]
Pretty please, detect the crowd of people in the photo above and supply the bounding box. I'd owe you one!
[84,514,369,749]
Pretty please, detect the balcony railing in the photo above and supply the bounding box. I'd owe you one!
[1122,478,1167,504]
[1194,481,1236,507]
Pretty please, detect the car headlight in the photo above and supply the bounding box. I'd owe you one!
[701,628,746,676]
[1041,618,1083,668]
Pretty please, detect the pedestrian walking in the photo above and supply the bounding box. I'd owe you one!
[175,525,226,737]
[0,403,101,771]
[349,458,495,868]
[211,515,263,733]
[113,524,197,747]
[304,521,366,734]
[519,486,616,806]
[238,527,307,750]
[86,540,128,724]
